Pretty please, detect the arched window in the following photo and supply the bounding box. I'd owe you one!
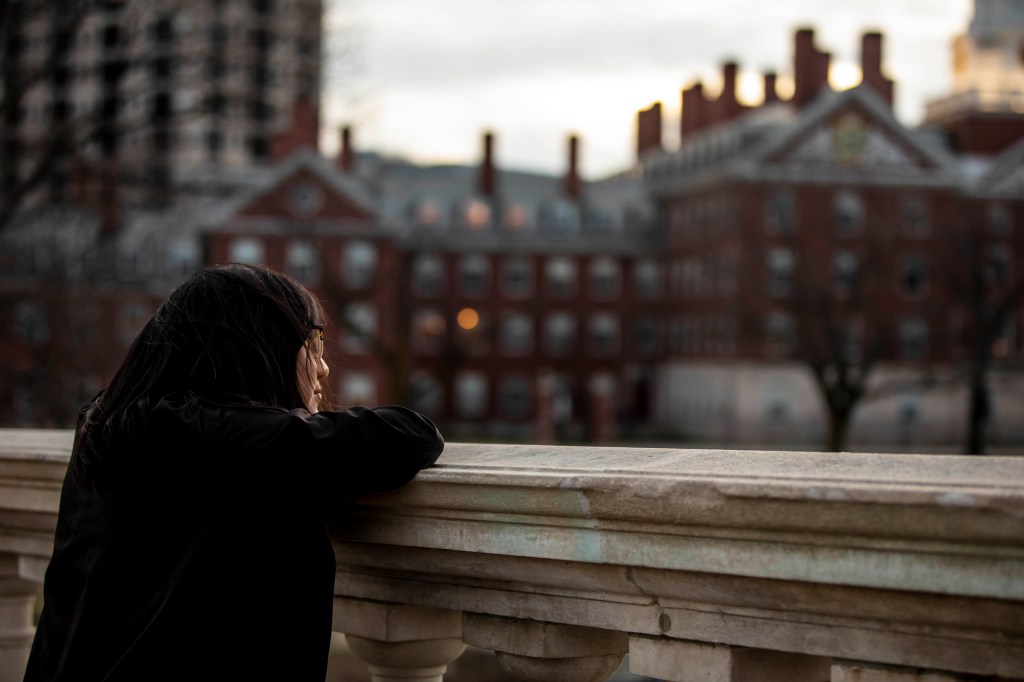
[343,240,378,289]
[834,191,865,235]
[589,314,620,356]
[412,254,445,297]
[229,237,263,265]
[545,313,576,356]
[545,257,577,298]
[456,372,488,418]
[412,308,446,355]
[409,373,443,415]
[500,312,533,356]
[286,239,320,285]
[459,254,490,297]
[589,257,621,299]
[500,375,532,419]
[633,259,662,299]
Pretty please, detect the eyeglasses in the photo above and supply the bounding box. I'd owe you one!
[308,324,325,357]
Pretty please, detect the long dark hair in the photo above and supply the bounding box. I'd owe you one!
[75,264,326,492]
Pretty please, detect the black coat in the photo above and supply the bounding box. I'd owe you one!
[24,393,444,681]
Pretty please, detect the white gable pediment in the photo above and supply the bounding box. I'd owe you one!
[987,164,1024,195]
[754,87,954,177]
[782,112,922,172]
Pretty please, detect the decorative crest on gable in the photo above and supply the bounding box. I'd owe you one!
[786,111,917,169]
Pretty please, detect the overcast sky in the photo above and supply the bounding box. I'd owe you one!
[320,0,973,178]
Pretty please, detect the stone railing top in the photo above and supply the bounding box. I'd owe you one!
[329,443,1024,603]
[3,430,1024,678]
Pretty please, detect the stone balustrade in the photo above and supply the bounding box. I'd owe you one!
[1,430,1022,682]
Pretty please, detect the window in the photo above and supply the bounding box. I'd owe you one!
[765,312,795,357]
[459,254,490,297]
[545,257,577,298]
[834,191,864,235]
[500,313,533,356]
[340,372,375,406]
[633,260,662,299]
[589,314,619,356]
[229,237,263,265]
[412,309,446,355]
[409,373,443,415]
[589,258,621,299]
[167,239,200,277]
[541,200,580,233]
[412,254,444,297]
[456,372,488,418]
[343,240,378,289]
[681,258,704,296]
[766,189,795,233]
[455,308,489,355]
[13,302,49,346]
[499,376,532,419]
[987,244,1011,286]
[464,199,491,229]
[502,257,533,298]
[545,313,576,356]
[901,197,929,237]
[900,255,928,298]
[767,248,794,297]
[504,203,531,230]
[417,200,441,227]
[286,239,320,285]
[833,250,859,296]
[634,317,659,355]
[900,316,929,360]
[341,303,376,353]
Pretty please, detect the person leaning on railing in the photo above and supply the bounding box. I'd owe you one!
[24,264,444,682]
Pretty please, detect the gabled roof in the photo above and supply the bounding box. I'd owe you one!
[752,85,957,172]
[975,136,1024,197]
[230,148,377,223]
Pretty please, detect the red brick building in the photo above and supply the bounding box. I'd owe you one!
[640,28,1024,448]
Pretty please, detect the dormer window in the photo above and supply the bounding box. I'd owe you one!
[505,202,531,230]
[417,200,441,227]
[465,199,491,229]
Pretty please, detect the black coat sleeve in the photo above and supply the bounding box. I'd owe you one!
[148,396,444,503]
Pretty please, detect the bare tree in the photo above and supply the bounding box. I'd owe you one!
[945,211,1023,454]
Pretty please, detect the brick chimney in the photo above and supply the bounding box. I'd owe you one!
[681,82,710,140]
[479,131,497,198]
[763,71,780,104]
[564,134,581,200]
[636,102,663,161]
[269,96,319,161]
[860,31,894,107]
[793,28,831,108]
[717,61,742,123]
[337,125,356,172]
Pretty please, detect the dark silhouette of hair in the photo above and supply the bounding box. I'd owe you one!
[75,264,327,494]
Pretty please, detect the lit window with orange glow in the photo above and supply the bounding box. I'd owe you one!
[504,203,530,230]
[457,307,480,330]
[465,199,490,229]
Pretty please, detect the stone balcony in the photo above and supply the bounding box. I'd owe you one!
[1,429,1022,682]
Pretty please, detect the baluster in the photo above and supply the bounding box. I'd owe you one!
[333,597,466,682]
